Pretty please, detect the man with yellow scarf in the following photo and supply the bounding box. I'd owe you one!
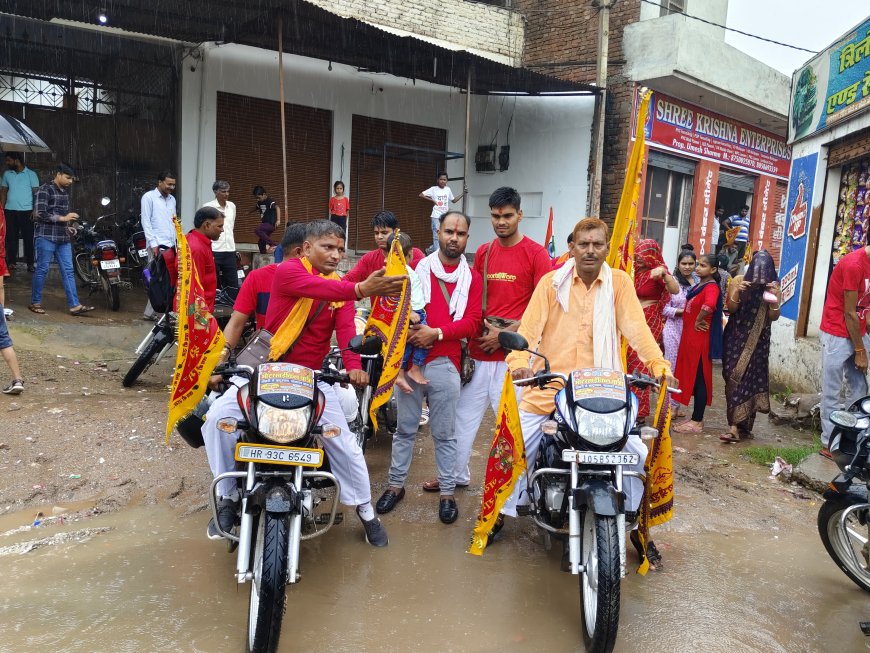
[202,220,405,546]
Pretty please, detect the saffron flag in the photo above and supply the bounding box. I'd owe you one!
[636,381,675,575]
[469,371,526,555]
[364,236,410,431]
[545,207,556,259]
[166,217,225,442]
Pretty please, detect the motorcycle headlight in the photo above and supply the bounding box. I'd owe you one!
[256,404,312,444]
[574,407,625,447]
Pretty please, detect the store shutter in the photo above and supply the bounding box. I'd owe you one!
[215,92,332,246]
[349,115,447,252]
[648,149,696,176]
[717,169,756,193]
[828,128,870,168]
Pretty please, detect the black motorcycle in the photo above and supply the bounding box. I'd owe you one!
[208,335,381,653]
[71,197,123,311]
[819,403,870,593]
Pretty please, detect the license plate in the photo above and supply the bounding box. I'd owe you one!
[100,259,120,270]
[237,269,245,279]
[563,451,639,466]
[234,443,323,467]
[138,248,148,257]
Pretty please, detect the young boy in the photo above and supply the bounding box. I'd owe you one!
[391,232,428,393]
[252,186,282,254]
[328,181,350,233]
[419,172,465,254]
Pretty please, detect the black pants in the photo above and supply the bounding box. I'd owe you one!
[692,359,708,422]
[5,209,34,267]
[329,214,347,234]
[212,251,238,290]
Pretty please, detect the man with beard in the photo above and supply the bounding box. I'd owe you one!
[375,211,483,524]
[419,187,551,493]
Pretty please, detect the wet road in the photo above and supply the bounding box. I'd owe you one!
[1,430,868,653]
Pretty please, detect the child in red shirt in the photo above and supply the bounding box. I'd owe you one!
[328,181,350,234]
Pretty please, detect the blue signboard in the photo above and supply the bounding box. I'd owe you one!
[779,153,819,321]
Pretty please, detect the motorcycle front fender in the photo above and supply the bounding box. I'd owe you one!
[573,479,625,516]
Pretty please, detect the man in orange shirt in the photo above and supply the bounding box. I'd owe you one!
[495,217,677,535]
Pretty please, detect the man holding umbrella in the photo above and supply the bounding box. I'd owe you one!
[1,152,39,273]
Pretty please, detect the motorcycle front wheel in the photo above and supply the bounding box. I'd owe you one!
[99,275,121,311]
[579,510,621,653]
[818,495,870,592]
[122,331,168,387]
[247,512,289,653]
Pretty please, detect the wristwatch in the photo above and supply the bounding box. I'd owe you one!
[436,328,444,341]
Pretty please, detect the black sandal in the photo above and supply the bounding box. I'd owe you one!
[69,305,95,316]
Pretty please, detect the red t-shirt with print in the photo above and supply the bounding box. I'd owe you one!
[329,196,349,217]
[820,247,870,338]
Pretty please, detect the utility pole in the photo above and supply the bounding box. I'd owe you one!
[587,0,612,218]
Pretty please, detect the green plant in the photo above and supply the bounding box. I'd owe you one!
[771,386,793,404]
[742,434,821,467]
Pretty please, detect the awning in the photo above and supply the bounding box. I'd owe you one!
[1,0,599,96]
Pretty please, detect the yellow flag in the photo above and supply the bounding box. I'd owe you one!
[469,372,526,555]
[166,217,225,442]
[364,236,410,431]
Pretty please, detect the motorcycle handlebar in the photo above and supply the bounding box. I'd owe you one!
[316,370,351,386]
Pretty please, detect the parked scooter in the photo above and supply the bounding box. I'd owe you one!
[71,197,123,311]
[819,403,870,593]
[208,335,381,653]
[498,331,676,653]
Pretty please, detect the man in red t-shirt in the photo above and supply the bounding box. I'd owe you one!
[343,210,425,283]
[187,206,224,311]
[819,245,870,449]
[375,211,483,525]
[201,220,406,546]
[421,187,552,492]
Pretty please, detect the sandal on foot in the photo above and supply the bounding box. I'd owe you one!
[629,531,663,570]
[719,432,741,443]
[28,304,46,314]
[673,421,703,433]
[69,305,95,316]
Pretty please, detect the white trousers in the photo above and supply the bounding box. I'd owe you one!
[202,379,372,506]
[500,410,647,517]
[452,360,521,485]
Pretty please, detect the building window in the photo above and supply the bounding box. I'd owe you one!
[0,72,114,114]
[660,0,685,16]
[642,166,690,243]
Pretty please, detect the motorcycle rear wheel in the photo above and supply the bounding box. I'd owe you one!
[818,495,870,592]
[122,331,167,387]
[99,274,121,311]
[247,512,289,653]
[579,510,621,653]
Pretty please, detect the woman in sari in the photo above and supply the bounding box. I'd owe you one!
[662,249,697,415]
[720,251,782,442]
[672,254,724,433]
[626,239,679,419]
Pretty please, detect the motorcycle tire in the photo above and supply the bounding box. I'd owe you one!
[74,252,98,286]
[817,495,870,593]
[247,512,289,653]
[100,275,121,311]
[578,510,621,653]
[122,331,168,387]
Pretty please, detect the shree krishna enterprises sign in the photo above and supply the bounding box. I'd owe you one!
[790,16,870,142]
[631,89,791,179]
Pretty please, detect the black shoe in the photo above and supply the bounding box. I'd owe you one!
[439,497,459,524]
[357,508,389,547]
[207,498,238,540]
[375,487,405,514]
[486,513,505,547]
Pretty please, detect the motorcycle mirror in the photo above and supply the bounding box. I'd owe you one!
[498,331,528,352]
[348,334,382,356]
[100,197,111,207]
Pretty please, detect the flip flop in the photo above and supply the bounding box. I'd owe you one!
[719,432,741,443]
[69,305,95,316]
[28,304,46,314]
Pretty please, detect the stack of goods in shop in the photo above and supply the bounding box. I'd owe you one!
[832,160,870,265]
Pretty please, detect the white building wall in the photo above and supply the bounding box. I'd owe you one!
[178,43,594,254]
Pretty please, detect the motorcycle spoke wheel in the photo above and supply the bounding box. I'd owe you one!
[579,510,621,653]
[818,497,870,592]
[247,512,289,653]
[121,332,167,387]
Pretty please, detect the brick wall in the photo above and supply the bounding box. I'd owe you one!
[307,0,525,65]
[515,0,641,223]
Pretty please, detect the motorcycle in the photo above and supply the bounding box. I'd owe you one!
[71,197,123,311]
[121,287,251,387]
[498,331,672,653]
[819,403,870,593]
[208,334,381,653]
[118,210,149,275]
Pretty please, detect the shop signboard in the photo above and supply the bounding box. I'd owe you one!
[789,16,870,142]
[779,153,819,321]
[632,89,791,178]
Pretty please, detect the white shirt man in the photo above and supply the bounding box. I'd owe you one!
[202,180,238,289]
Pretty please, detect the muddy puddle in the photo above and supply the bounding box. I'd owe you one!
[0,498,868,653]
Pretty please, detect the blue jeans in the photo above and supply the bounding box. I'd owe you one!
[820,331,870,447]
[0,303,12,350]
[32,238,80,309]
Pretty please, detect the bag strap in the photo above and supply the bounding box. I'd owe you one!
[436,278,452,316]
[482,239,496,315]
[274,301,327,361]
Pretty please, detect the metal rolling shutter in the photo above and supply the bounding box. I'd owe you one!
[717,169,756,193]
[349,115,447,251]
[647,149,696,176]
[828,128,870,168]
[215,92,332,245]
